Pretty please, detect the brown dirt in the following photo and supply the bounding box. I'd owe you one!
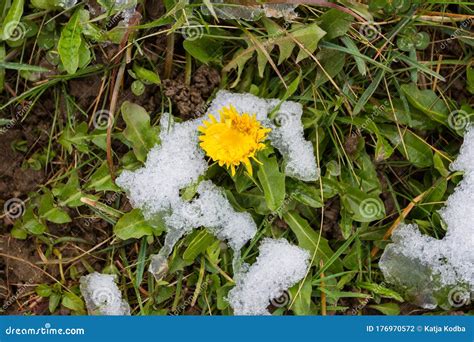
[321,197,343,240]
[162,65,221,120]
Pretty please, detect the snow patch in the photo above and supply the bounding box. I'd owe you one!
[80,272,130,315]
[228,238,310,315]
[380,127,474,308]
[166,181,257,252]
[116,113,208,217]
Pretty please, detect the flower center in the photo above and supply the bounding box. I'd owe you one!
[198,106,271,176]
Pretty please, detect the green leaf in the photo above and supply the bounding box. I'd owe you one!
[58,9,84,74]
[133,64,161,85]
[0,0,24,41]
[318,9,353,40]
[62,292,85,313]
[289,270,313,315]
[49,292,61,313]
[467,65,474,95]
[314,48,346,87]
[257,153,285,212]
[53,170,86,207]
[114,209,154,240]
[121,101,159,162]
[287,178,323,208]
[357,281,404,302]
[293,23,326,63]
[400,83,449,124]
[31,0,61,10]
[340,187,385,223]
[283,211,342,272]
[381,125,433,168]
[183,229,216,262]
[368,303,401,315]
[354,69,385,115]
[36,284,52,297]
[22,207,47,235]
[11,224,28,239]
[38,191,72,224]
[58,122,90,154]
[183,36,223,64]
[85,162,120,192]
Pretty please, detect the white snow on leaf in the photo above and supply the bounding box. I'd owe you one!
[116,113,208,217]
[80,272,130,315]
[117,91,318,279]
[380,127,474,308]
[166,181,257,252]
[228,238,310,315]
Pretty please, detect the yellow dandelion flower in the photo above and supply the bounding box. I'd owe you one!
[198,105,271,176]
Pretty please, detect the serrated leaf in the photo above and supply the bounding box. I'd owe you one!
[318,9,353,40]
[53,170,86,207]
[293,23,326,63]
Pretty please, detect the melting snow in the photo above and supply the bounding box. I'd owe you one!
[380,127,474,308]
[166,181,257,252]
[80,272,130,315]
[116,113,208,217]
[228,238,310,315]
[202,1,297,20]
[117,91,318,279]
